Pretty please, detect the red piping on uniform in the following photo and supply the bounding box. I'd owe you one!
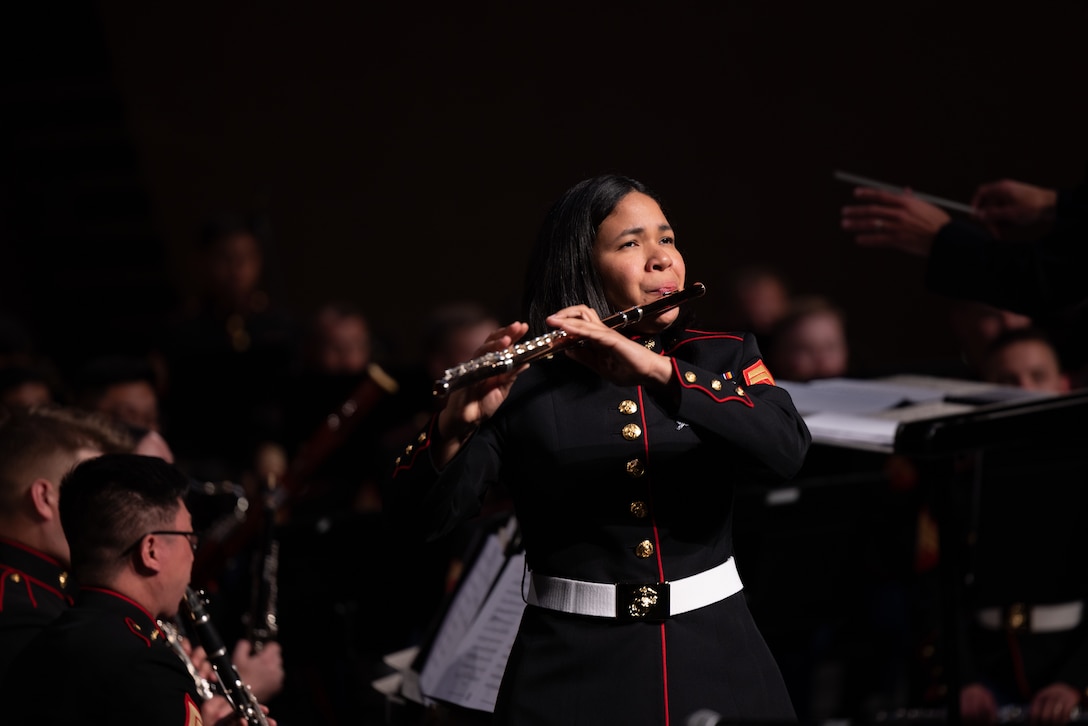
[0,565,72,610]
[636,384,670,726]
[125,616,152,647]
[0,535,64,565]
[81,586,159,625]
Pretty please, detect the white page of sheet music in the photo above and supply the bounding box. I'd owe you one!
[422,551,527,712]
[419,533,507,697]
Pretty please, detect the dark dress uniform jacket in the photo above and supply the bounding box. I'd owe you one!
[0,537,72,682]
[5,587,205,725]
[390,327,812,725]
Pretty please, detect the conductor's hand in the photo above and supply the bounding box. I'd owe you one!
[547,305,673,388]
[435,321,529,465]
[971,179,1058,228]
[960,682,998,725]
[1028,682,1081,725]
[841,187,951,257]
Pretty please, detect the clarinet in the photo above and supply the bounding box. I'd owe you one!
[244,473,280,653]
[432,282,707,397]
[158,617,216,701]
[181,587,270,726]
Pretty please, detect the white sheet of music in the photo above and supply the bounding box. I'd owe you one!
[421,551,527,712]
[419,533,507,697]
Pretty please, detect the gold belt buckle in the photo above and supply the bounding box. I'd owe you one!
[1006,602,1028,632]
[616,582,670,621]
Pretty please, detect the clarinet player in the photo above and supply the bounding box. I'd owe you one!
[5,453,275,726]
[387,174,812,724]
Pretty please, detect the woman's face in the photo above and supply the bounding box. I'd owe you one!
[592,191,686,331]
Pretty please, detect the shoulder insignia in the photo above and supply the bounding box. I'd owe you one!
[185,693,204,726]
[743,360,776,386]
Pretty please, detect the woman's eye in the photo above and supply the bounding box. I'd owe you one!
[620,240,637,248]
[661,236,675,245]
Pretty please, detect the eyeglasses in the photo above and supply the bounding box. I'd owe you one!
[121,530,200,556]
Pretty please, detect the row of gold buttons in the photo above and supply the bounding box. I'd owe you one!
[618,398,654,559]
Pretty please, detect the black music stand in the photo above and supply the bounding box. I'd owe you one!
[893,389,1088,725]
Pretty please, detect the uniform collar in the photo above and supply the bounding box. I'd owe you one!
[0,535,71,595]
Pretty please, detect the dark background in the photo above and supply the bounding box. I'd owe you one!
[3,2,1087,375]
[3,4,1088,722]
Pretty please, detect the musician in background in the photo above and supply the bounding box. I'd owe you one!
[954,328,1088,725]
[387,174,811,725]
[0,405,133,682]
[763,294,851,383]
[154,210,301,485]
[4,453,273,725]
[273,299,399,725]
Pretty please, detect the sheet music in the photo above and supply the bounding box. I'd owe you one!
[421,551,527,712]
[419,533,508,698]
[778,377,944,416]
[782,375,1054,451]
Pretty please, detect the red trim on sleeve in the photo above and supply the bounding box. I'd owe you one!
[391,414,439,477]
[672,359,753,407]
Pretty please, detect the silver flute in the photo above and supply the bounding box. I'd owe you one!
[432,282,706,397]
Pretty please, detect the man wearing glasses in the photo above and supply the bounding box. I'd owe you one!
[4,453,272,725]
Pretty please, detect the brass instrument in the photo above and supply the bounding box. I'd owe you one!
[432,282,707,397]
[181,587,270,726]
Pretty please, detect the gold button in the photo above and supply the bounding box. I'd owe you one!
[626,458,645,477]
[59,572,68,588]
[684,371,697,383]
[417,432,427,443]
[643,339,656,350]
[635,540,654,558]
[404,444,413,455]
[618,399,638,415]
[150,629,160,640]
[630,501,647,518]
[711,379,722,391]
[395,457,402,466]
[735,386,745,396]
[10,573,21,583]
[621,423,642,440]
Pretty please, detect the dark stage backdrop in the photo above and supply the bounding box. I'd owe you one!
[3,2,1087,372]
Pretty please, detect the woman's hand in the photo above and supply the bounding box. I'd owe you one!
[546,305,673,388]
[434,321,529,466]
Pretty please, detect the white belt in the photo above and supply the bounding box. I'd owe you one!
[525,557,743,620]
[976,601,1083,633]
